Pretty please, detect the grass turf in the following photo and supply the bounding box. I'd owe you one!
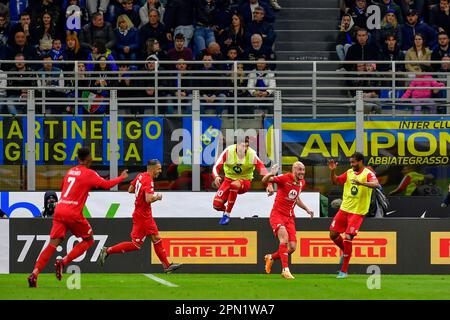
[1,273,450,300]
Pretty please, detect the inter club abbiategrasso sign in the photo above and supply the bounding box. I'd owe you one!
[0,191,321,218]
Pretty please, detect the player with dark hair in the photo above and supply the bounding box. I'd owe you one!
[98,160,182,273]
[328,152,380,279]
[212,136,274,225]
[27,147,128,287]
[262,162,313,279]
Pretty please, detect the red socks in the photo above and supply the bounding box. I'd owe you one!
[62,238,94,266]
[332,235,345,251]
[107,242,140,254]
[271,251,280,260]
[341,239,353,273]
[154,239,170,269]
[32,244,57,276]
[279,243,289,269]
[226,184,240,214]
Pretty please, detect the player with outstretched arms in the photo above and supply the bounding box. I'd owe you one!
[328,152,380,279]
[212,136,274,225]
[27,147,128,287]
[98,159,182,273]
[262,162,314,279]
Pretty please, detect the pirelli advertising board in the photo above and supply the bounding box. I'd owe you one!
[6,218,450,274]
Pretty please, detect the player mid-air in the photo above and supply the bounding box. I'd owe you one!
[98,159,182,273]
[262,162,314,279]
[27,147,128,287]
[212,136,274,225]
[328,152,380,279]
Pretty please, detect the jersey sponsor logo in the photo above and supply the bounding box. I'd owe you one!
[351,186,359,196]
[288,189,298,200]
[430,232,450,264]
[151,231,257,264]
[233,165,243,174]
[292,231,397,264]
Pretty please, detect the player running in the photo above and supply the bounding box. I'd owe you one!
[262,162,314,279]
[27,147,128,287]
[212,136,274,225]
[328,152,380,279]
[98,159,182,273]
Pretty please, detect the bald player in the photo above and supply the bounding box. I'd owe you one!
[261,162,314,279]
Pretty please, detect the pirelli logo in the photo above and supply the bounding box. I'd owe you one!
[292,231,397,264]
[430,232,450,264]
[151,231,257,264]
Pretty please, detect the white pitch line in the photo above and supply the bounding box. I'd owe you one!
[144,274,179,287]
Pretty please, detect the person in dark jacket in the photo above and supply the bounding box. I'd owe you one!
[7,52,37,114]
[192,0,219,59]
[345,28,379,69]
[244,6,275,48]
[378,34,405,71]
[373,10,402,51]
[401,9,437,51]
[430,0,450,37]
[336,14,357,61]
[238,0,274,24]
[5,31,38,70]
[376,0,403,25]
[114,14,139,61]
[138,8,171,56]
[431,31,450,71]
[218,13,246,56]
[79,12,116,54]
[347,0,369,29]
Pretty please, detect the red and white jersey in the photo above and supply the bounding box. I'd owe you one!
[131,172,154,220]
[271,173,305,217]
[55,165,124,217]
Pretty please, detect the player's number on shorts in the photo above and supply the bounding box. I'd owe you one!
[64,177,76,198]
[135,180,142,198]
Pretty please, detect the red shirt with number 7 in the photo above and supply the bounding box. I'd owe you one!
[55,165,125,218]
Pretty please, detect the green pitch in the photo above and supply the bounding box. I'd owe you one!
[1,274,450,300]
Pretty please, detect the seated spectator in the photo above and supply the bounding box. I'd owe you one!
[6,53,37,114]
[27,0,61,28]
[49,39,66,71]
[193,52,227,114]
[345,28,379,69]
[431,31,450,71]
[138,8,171,56]
[242,33,275,69]
[64,0,90,35]
[115,0,141,27]
[144,37,167,61]
[32,12,58,57]
[139,0,165,28]
[0,13,12,47]
[163,0,195,47]
[82,55,111,114]
[401,9,437,51]
[37,55,66,113]
[207,41,224,61]
[401,64,444,113]
[6,31,38,69]
[336,14,356,61]
[347,0,369,29]
[218,13,246,56]
[376,0,403,25]
[192,0,219,59]
[116,62,143,113]
[247,56,275,113]
[238,0,274,25]
[86,39,119,71]
[244,6,275,48]
[397,0,426,18]
[9,12,32,45]
[114,14,139,61]
[65,31,85,62]
[430,0,450,36]
[79,12,116,55]
[136,55,159,114]
[66,62,90,113]
[405,33,432,73]
[167,33,193,62]
[374,10,402,50]
[378,34,405,71]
